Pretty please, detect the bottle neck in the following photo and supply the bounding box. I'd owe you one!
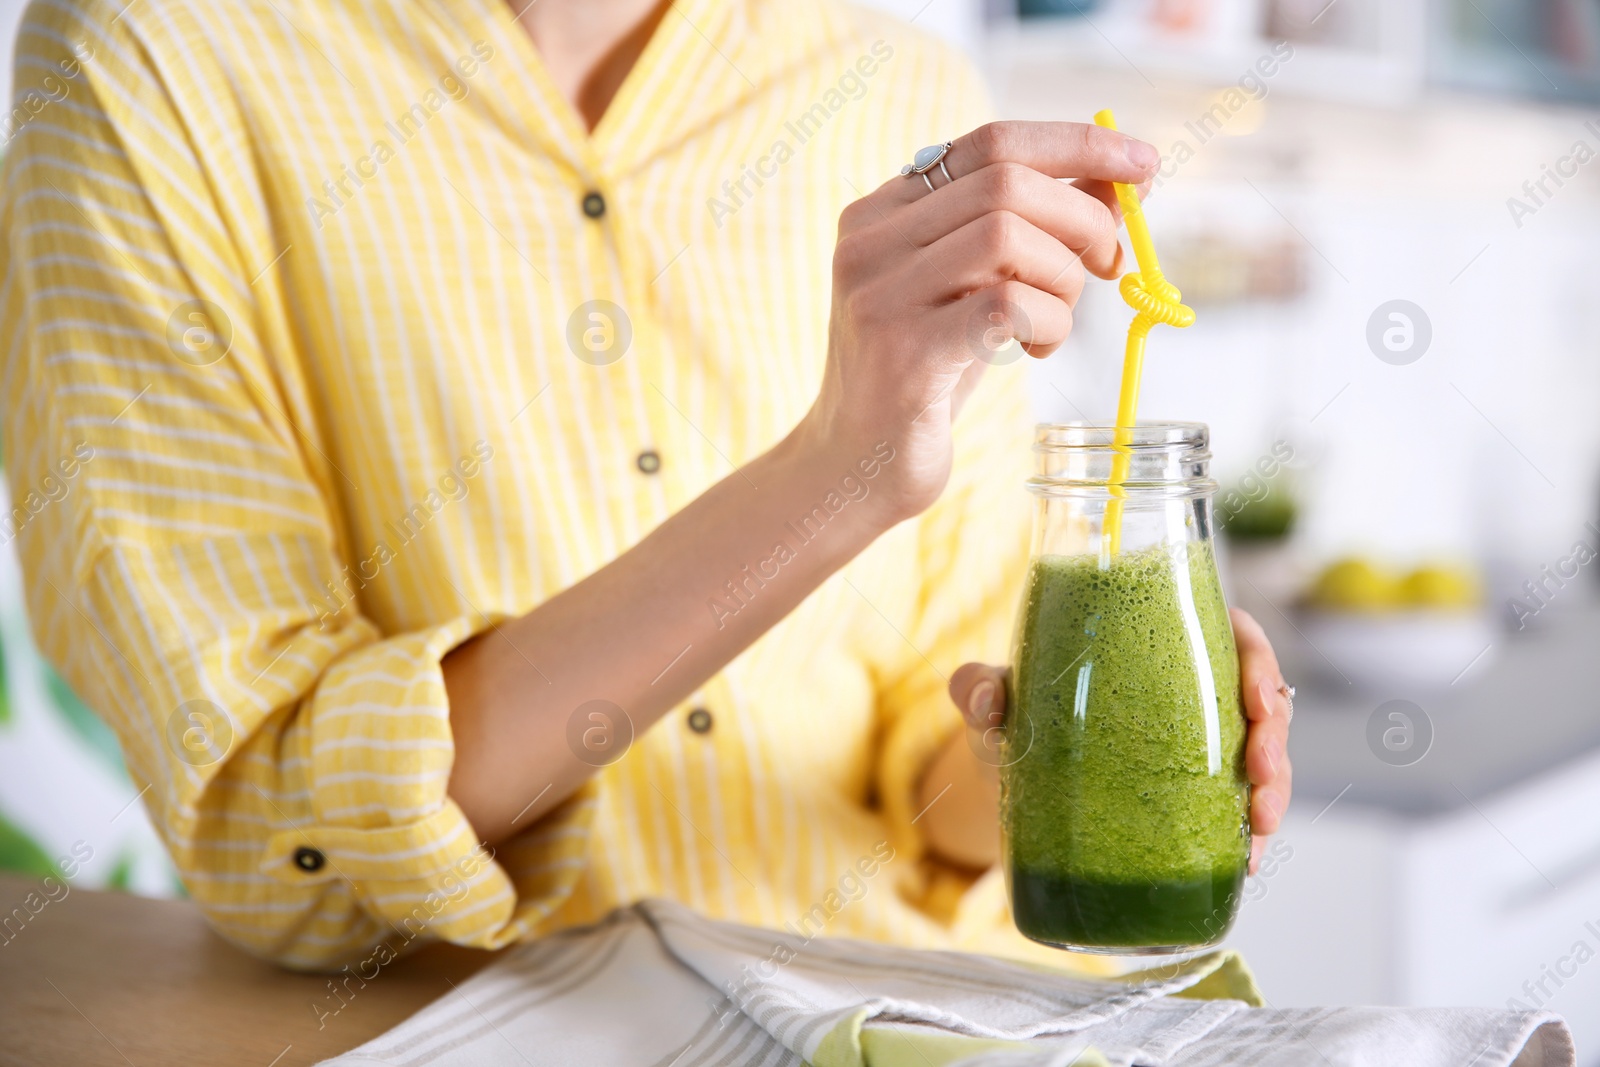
[1029,423,1215,502]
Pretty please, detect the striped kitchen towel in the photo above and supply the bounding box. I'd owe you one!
[317,898,1573,1067]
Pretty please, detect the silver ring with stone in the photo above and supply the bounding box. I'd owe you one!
[902,141,954,192]
[1278,683,1295,722]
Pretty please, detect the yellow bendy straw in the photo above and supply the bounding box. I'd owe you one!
[1093,109,1194,558]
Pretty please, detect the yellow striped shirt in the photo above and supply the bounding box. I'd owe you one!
[2,0,1060,970]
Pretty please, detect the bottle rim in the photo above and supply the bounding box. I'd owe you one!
[1032,421,1209,451]
[1028,421,1216,498]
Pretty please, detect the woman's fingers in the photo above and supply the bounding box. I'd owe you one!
[833,122,1161,335]
[949,662,1009,780]
[844,120,1158,248]
[887,121,1160,206]
[1247,715,1291,833]
[930,280,1076,363]
[1070,175,1154,225]
[1233,607,1286,722]
[949,661,1007,733]
[910,210,1087,307]
[891,163,1125,279]
[1234,607,1293,837]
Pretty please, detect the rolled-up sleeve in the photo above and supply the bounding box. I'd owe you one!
[1,0,594,968]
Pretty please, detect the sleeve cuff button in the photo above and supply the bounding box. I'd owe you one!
[293,846,327,873]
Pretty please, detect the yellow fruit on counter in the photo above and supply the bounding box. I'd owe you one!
[1307,557,1401,612]
[1398,564,1482,610]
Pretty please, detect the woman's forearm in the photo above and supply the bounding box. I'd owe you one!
[443,420,898,843]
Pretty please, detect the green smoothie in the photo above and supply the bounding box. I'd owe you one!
[1002,541,1249,951]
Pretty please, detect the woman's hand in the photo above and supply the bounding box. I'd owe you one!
[929,607,1293,874]
[797,121,1160,523]
[1229,606,1294,866]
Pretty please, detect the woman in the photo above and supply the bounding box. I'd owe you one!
[0,0,1292,969]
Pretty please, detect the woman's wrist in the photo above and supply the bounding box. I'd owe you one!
[766,414,911,544]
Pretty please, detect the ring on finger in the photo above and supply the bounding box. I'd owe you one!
[1277,683,1295,722]
[901,141,954,192]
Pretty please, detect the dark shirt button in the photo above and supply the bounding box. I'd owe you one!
[687,708,713,734]
[581,191,606,219]
[636,449,661,474]
[293,846,326,872]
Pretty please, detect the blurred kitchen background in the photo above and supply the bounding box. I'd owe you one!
[2,0,1599,1060]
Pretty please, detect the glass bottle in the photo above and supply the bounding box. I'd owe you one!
[1001,422,1249,953]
